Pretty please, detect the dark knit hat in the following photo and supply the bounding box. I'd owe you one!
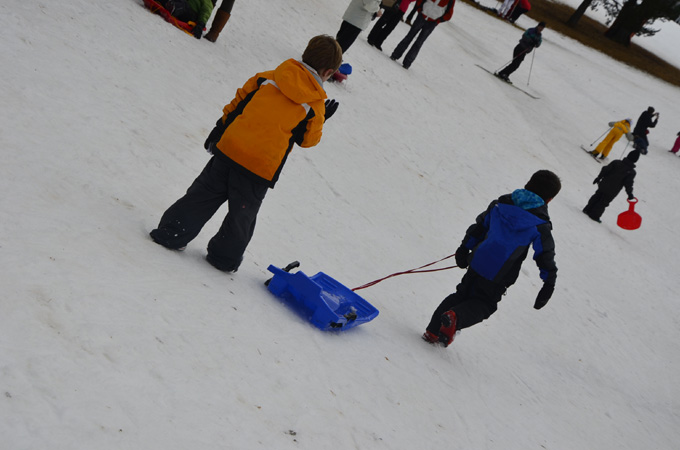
[626,150,640,163]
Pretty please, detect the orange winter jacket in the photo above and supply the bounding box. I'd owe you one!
[215,59,327,187]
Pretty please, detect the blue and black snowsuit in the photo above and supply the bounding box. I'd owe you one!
[426,189,557,333]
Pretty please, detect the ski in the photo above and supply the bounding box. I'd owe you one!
[474,64,540,99]
[581,145,603,163]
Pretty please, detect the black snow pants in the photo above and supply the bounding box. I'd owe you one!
[583,186,621,221]
[426,270,506,334]
[150,155,267,271]
[367,7,404,47]
[498,43,531,78]
[336,20,362,53]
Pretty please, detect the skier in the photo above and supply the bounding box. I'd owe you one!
[367,0,417,51]
[335,0,383,53]
[423,170,561,347]
[150,35,343,272]
[158,0,214,39]
[204,0,235,43]
[496,21,545,83]
[583,150,639,223]
[589,118,634,161]
[390,0,456,69]
[633,106,659,138]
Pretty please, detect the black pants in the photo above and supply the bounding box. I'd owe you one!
[583,187,621,220]
[390,14,438,68]
[367,7,404,47]
[509,6,528,23]
[498,44,530,77]
[336,20,362,53]
[150,156,268,271]
[161,0,197,23]
[426,270,506,334]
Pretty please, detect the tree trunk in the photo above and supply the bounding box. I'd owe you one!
[567,0,594,27]
[605,0,651,45]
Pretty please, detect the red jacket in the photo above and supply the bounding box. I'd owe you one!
[399,0,417,13]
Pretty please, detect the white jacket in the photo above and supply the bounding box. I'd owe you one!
[342,0,382,30]
[422,0,452,20]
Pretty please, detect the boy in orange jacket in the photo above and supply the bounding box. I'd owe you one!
[150,35,343,272]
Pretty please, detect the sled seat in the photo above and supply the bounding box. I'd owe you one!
[266,264,379,331]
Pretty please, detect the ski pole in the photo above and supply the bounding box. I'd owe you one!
[527,49,536,86]
[619,140,631,159]
[589,127,613,147]
[352,253,457,291]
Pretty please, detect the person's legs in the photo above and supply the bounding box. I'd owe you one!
[336,20,362,53]
[368,8,403,47]
[498,44,527,78]
[600,137,621,158]
[150,157,229,250]
[402,20,437,68]
[426,271,503,334]
[205,0,235,42]
[593,130,617,156]
[206,169,268,272]
[583,189,615,221]
[671,136,680,154]
[391,13,425,60]
[164,0,196,22]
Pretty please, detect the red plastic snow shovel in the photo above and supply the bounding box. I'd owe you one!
[617,198,642,230]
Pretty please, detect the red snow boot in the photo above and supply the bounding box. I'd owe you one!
[438,311,457,347]
[422,330,439,344]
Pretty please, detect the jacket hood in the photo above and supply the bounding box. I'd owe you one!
[496,192,549,232]
[494,203,547,233]
[273,59,327,105]
[511,189,544,210]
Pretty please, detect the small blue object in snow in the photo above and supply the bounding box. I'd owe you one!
[338,63,352,75]
[266,263,379,331]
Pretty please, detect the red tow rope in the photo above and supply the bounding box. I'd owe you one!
[352,253,458,291]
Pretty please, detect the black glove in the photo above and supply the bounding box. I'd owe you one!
[324,99,339,121]
[593,177,601,185]
[534,283,554,310]
[193,23,204,39]
[628,193,635,200]
[455,247,470,269]
[204,118,227,151]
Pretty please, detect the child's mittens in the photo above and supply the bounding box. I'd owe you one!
[324,99,339,121]
[454,246,470,269]
[534,283,554,310]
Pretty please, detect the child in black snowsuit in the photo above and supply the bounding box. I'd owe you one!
[583,150,639,223]
[423,170,561,347]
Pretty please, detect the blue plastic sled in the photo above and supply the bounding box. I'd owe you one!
[266,263,379,331]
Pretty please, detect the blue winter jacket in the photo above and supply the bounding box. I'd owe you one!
[460,189,557,288]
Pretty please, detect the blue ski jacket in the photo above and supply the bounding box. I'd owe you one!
[460,189,557,288]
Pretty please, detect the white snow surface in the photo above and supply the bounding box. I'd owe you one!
[1,1,679,449]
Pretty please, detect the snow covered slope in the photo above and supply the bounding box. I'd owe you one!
[1,1,679,449]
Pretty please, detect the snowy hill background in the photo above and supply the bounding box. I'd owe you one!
[1,1,679,449]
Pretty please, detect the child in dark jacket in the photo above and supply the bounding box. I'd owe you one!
[150,35,343,272]
[424,170,561,347]
[583,150,639,223]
